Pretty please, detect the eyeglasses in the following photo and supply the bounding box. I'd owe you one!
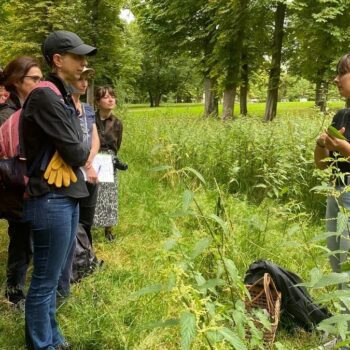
[24,75,43,83]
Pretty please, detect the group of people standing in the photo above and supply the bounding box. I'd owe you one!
[0,30,126,349]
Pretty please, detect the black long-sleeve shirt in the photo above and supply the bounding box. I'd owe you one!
[22,73,89,198]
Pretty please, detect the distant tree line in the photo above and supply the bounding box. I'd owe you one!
[133,0,350,120]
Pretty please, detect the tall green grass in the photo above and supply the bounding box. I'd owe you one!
[0,103,341,349]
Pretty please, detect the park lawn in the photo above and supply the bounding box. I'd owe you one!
[0,102,341,349]
[126,100,345,118]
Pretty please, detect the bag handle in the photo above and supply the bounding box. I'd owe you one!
[248,273,279,315]
[263,273,275,315]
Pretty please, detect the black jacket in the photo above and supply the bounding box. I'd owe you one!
[21,73,89,198]
[244,260,331,331]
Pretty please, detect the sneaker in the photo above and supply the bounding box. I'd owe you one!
[16,298,26,312]
[320,337,349,350]
[320,337,337,350]
[55,340,71,350]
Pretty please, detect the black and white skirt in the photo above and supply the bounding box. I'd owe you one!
[93,171,118,227]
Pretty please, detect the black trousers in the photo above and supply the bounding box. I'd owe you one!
[7,220,32,292]
[79,182,98,245]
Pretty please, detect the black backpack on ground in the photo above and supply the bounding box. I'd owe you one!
[71,223,101,282]
[244,260,332,331]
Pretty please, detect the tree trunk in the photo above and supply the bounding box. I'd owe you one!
[240,57,248,116]
[204,77,218,117]
[346,98,350,108]
[222,86,236,120]
[154,93,162,107]
[315,80,321,107]
[315,79,328,112]
[264,1,287,122]
[149,92,154,107]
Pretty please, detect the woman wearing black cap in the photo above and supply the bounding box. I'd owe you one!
[21,31,96,350]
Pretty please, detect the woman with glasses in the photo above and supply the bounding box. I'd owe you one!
[0,56,43,307]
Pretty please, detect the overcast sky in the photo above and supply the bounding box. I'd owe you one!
[119,9,135,23]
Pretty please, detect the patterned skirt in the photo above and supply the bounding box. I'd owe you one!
[93,171,118,227]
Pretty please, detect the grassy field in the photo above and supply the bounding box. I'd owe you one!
[0,101,346,349]
[126,101,344,118]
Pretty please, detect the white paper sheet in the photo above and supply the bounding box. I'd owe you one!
[93,154,114,183]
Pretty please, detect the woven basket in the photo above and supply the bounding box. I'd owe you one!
[245,273,281,348]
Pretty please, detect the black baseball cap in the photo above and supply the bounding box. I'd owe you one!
[42,30,97,63]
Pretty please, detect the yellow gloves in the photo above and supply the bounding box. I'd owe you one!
[43,151,77,188]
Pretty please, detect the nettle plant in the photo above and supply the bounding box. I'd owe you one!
[132,168,282,350]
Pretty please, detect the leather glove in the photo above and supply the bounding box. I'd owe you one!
[44,151,77,188]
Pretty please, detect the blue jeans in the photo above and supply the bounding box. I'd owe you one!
[23,193,79,350]
[57,238,76,297]
[326,191,350,282]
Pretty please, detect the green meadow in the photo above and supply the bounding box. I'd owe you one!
[0,101,347,349]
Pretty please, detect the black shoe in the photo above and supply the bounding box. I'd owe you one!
[105,227,115,241]
[105,232,115,241]
[5,287,25,305]
[113,157,128,171]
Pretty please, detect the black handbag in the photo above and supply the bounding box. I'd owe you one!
[0,157,27,219]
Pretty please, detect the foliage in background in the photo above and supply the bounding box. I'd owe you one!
[0,0,125,85]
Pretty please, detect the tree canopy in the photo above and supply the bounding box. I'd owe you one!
[1,0,350,116]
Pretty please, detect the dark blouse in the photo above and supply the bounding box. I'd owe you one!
[95,111,123,154]
[331,108,350,174]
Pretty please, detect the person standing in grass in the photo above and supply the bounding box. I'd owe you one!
[22,30,96,350]
[314,54,350,350]
[73,67,100,245]
[94,86,127,241]
[0,57,42,307]
[314,54,350,300]
[57,66,100,297]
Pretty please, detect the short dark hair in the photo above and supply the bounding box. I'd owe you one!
[0,56,40,93]
[336,54,350,76]
[95,86,116,105]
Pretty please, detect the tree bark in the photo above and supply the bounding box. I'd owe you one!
[264,2,287,122]
[315,79,328,112]
[204,77,218,117]
[154,93,162,107]
[240,57,248,116]
[149,91,154,107]
[221,0,249,120]
[222,86,236,120]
